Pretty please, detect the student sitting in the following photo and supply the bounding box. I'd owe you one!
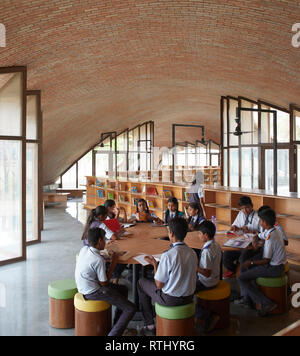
[187,202,205,231]
[128,199,161,224]
[196,220,222,332]
[223,196,261,279]
[137,218,198,336]
[104,199,128,223]
[81,206,126,284]
[163,197,185,225]
[75,228,136,336]
[81,206,124,244]
[237,208,287,316]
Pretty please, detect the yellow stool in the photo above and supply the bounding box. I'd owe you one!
[74,293,111,336]
[196,280,231,330]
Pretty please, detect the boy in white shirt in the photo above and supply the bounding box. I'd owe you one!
[137,217,198,336]
[196,220,222,332]
[75,228,136,336]
[223,196,261,279]
[237,208,286,317]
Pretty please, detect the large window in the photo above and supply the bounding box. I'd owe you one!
[0,68,26,265]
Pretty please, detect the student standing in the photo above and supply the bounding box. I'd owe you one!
[188,171,206,218]
[195,220,222,332]
[223,196,261,279]
[137,218,198,335]
[237,208,287,316]
[75,228,136,336]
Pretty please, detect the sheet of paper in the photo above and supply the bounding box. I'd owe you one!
[133,254,162,266]
[123,223,135,228]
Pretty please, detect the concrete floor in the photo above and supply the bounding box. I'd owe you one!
[0,198,299,336]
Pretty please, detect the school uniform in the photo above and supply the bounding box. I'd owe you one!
[189,184,204,216]
[75,246,136,336]
[195,239,222,319]
[164,210,185,225]
[259,223,288,244]
[223,210,261,273]
[90,219,114,240]
[188,214,205,231]
[238,228,287,309]
[137,242,198,326]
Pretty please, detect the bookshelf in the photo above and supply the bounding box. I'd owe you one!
[84,176,191,220]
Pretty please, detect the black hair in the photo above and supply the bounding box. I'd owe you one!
[258,205,271,217]
[81,205,107,240]
[188,202,201,213]
[104,200,116,218]
[136,199,150,214]
[87,228,106,248]
[164,197,180,224]
[238,196,253,207]
[259,208,276,227]
[168,217,188,241]
[198,220,216,239]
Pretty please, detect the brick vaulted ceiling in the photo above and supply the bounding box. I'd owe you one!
[0,1,300,184]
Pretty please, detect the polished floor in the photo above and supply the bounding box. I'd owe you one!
[0,198,299,336]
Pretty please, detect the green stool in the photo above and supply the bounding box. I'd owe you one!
[256,275,288,314]
[48,279,78,329]
[155,303,195,336]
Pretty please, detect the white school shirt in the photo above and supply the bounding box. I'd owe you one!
[263,228,287,266]
[232,210,261,232]
[75,246,107,295]
[154,242,198,297]
[258,224,288,243]
[198,240,222,288]
[90,220,114,240]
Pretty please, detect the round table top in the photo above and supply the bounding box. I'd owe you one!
[112,223,240,265]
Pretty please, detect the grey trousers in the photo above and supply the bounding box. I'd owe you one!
[84,283,136,336]
[238,264,284,308]
[138,277,194,326]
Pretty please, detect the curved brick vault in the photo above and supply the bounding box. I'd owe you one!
[0,0,300,184]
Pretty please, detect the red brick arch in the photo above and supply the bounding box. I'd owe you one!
[0,0,299,183]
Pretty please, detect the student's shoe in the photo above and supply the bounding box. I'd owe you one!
[234,297,253,309]
[223,271,235,279]
[140,326,156,336]
[123,328,138,336]
[203,314,220,333]
[257,302,277,317]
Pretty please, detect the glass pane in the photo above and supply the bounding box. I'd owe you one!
[295,110,300,141]
[277,149,289,193]
[223,98,227,148]
[117,153,127,172]
[211,154,219,167]
[78,151,92,187]
[241,147,259,189]
[276,109,290,143]
[229,99,239,146]
[240,101,258,145]
[26,143,38,242]
[223,149,228,186]
[265,149,289,193]
[0,140,22,262]
[261,105,273,144]
[229,148,239,187]
[62,164,76,188]
[26,95,38,140]
[0,73,22,136]
[140,124,146,141]
[96,153,109,178]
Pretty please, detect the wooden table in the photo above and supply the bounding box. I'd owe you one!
[43,193,70,206]
[113,223,239,309]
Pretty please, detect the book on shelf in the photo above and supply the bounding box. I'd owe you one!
[87,178,95,187]
[163,190,173,198]
[146,187,158,196]
[97,190,104,198]
[107,192,114,200]
[132,197,139,206]
[147,200,155,209]
[119,195,126,203]
[131,186,138,193]
[95,179,104,187]
[184,192,190,202]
